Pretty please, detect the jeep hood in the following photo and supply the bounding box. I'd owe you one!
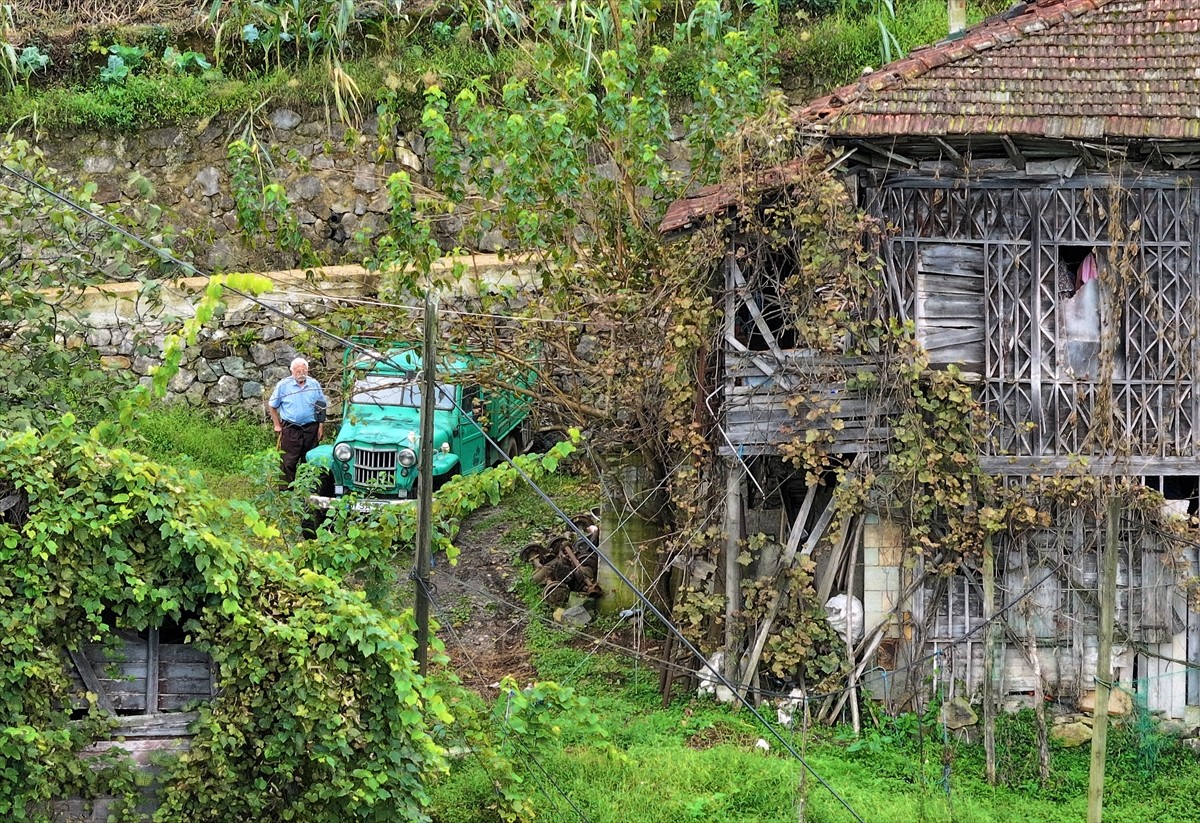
[336,408,455,450]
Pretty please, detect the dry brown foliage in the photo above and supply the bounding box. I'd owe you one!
[10,0,201,38]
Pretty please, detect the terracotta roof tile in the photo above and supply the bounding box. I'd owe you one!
[794,0,1200,141]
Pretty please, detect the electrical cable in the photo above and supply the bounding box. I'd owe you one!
[3,161,870,822]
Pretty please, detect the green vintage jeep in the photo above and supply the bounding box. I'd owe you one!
[306,345,533,507]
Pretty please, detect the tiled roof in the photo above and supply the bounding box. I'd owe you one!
[659,160,811,234]
[795,0,1200,140]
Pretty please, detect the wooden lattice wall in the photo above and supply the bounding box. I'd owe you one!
[864,172,1200,472]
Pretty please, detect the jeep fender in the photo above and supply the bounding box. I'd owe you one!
[306,444,334,472]
[432,452,461,477]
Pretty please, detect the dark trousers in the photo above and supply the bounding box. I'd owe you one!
[279,422,320,485]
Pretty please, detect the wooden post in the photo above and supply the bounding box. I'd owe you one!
[982,535,996,784]
[415,289,439,676]
[1088,496,1120,822]
[722,459,745,684]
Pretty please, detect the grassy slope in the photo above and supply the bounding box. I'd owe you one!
[134,407,1200,822]
[6,1,1007,132]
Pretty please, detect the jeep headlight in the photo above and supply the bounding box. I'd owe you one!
[398,447,417,468]
[333,442,353,462]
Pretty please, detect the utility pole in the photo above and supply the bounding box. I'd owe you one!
[1088,495,1120,822]
[948,0,966,36]
[414,289,438,676]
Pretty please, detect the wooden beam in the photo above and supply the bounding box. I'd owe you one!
[1000,135,1027,171]
[146,628,160,715]
[68,649,115,713]
[729,258,788,365]
[723,460,746,684]
[979,456,1200,476]
[736,456,864,700]
[931,136,962,163]
[851,140,918,169]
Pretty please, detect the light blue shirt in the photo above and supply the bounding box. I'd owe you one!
[269,376,327,425]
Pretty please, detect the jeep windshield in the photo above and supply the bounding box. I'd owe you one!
[350,376,456,410]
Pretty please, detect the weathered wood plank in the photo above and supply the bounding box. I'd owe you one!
[159,694,209,712]
[159,645,210,664]
[922,328,986,349]
[917,244,985,275]
[979,456,1200,475]
[920,294,984,315]
[159,661,212,680]
[159,676,216,695]
[107,711,199,738]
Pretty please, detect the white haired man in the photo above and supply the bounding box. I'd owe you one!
[267,357,328,486]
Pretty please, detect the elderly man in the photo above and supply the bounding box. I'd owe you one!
[267,357,328,486]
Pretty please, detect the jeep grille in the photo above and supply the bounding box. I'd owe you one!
[353,446,397,490]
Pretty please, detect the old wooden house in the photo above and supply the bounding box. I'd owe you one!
[665,0,1200,724]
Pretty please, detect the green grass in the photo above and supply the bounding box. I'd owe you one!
[135,404,273,499]
[8,2,1014,132]
[431,654,1200,823]
[776,0,1012,96]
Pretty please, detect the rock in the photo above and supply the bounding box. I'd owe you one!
[85,327,113,348]
[206,238,239,272]
[131,354,158,376]
[1078,688,1132,716]
[310,154,335,171]
[270,109,302,130]
[208,375,241,405]
[357,213,388,238]
[168,368,195,393]
[219,356,248,379]
[297,302,325,319]
[195,359,221,383]
[575,334,602,364]
[396,146,421,172]
[1158,719,1194,739]
[263,365,289,386]
[101,355,131,371]
[352,163,380,193]
[274,346,299,366]
[184,382,208,407]
[194,166,221,197]
[555,604,594,627]
[292,175,323,202]
[477,229,507,252]
[145,127,181,150]
[242,381,264,400]
[261,325,286,342]
[200,341,229,360]
[1050,721,1093,748]
[942,696,978,730]
[249,343,276,366]
[83,155,117,174]
[367,190,391,213]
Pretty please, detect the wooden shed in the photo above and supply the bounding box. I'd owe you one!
[666,0,1200,724]
[53,628,215,822]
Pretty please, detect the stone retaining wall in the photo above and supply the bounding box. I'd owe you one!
[73,257,535,413]
[35,108,690,275]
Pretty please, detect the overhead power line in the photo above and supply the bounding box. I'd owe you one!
[0,161,869,823]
